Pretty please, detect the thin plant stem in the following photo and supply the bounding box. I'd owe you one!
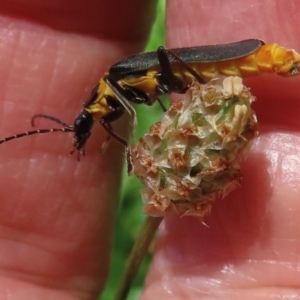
[114,216,163,300]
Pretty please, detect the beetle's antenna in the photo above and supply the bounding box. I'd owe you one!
[31,114,70,128]
[0,127,74,145]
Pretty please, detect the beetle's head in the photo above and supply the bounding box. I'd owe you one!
[70,110,94,158]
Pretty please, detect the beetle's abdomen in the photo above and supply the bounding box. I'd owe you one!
[184,43,300,82]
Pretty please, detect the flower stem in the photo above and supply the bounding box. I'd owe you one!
[114,216,163,300]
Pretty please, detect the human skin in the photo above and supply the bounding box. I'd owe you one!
[1,1,300,300]
[0,0,156,299]
[142,1,300,299]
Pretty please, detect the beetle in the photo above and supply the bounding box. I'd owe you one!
[1,39,300,172]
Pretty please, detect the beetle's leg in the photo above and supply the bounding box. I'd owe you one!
[105,75,154,106]
[101,134,112,154]
[105,75,149,104]
[100,121,133,174]
[156,46,187,93]
[99,97,133,173]
[160,47,206,83]
[105,74,167,113]
[156,46,206,93]
[156,97,167,112]
[104,75,138,125]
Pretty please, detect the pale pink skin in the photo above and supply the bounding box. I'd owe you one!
[0,0,300,300]
[0,1,155,299]
[142,1,300,299]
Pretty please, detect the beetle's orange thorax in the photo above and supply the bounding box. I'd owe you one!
[85,76,116,121]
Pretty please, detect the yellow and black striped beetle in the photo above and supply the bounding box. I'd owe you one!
[1,39,300,172]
